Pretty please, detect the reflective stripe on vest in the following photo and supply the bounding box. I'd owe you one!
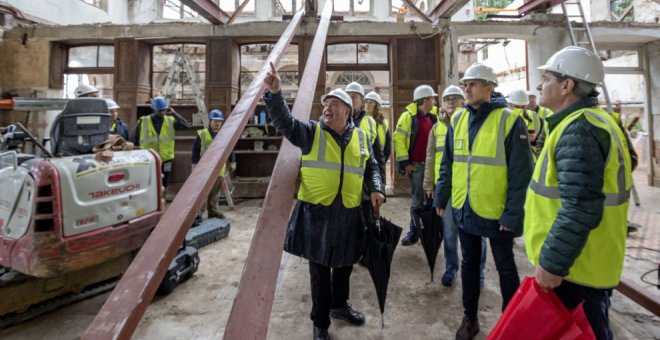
[451,107,517,220]
[393,103,438,163]
[524,107,631,288]
[140,115,175,162]
[110,122,117,132]
[298,125,369,208]
[359,114,377,145]
[198,128,226,177]
[433,121,449,183]
[376,118,389,153]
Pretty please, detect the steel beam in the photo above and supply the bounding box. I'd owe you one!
[223,1,333,339]
[428,0,471,20]
[180,0,229,25]
[518,0,566,16]
[227,0,250,25]
[81,9,305,340]
[617,277,660,317]
[401,0,432,23]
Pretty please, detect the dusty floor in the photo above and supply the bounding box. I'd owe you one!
[1,171,659,340]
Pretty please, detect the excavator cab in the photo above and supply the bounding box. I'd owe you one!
[49,98,111,157]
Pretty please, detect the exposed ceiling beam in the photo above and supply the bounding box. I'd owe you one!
[180,0,229,25]
[401,0,432,23]
[518,0,566,16]
[428,0,471,20]
[226,0,250,25]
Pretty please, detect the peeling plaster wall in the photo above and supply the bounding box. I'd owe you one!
[2,0,129,25]
[634,0,660,24]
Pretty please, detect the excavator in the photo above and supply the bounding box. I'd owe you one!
[0,98,205,326]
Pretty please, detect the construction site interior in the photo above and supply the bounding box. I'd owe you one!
[0,0,658,339]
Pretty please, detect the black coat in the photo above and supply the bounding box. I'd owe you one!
[264,90,384,267]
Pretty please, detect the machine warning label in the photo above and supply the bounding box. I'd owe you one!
[88,183,141,199]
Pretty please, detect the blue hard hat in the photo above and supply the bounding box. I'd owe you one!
[151,97,169,111]
[209,109,225,121]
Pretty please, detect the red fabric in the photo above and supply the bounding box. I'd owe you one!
[487,277,596,340]
[411,114,433,162]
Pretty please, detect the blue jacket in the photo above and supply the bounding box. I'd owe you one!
[111,118,130,140]
[433,92,534,238]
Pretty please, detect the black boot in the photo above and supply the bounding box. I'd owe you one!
[329,304,365,326]
[455,316,479,340]
[313,326,331,340]
[401,234,419,246]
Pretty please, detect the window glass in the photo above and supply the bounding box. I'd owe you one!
[98,46,115,67]
[327,43,388,65]
[327,44,357,64]
[358,44,387,64]
[68,46,98,67]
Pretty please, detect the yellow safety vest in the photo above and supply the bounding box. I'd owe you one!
[516,109,541,134]
[393,103,438,163]
[451,107,518,220]
[139,115,175,162]
[110,122,117,132]
[197,128,227,177]
[537,106,553,120]
[432,118,451,183]
[376,118,389,153]
[525,107,631,288]
[298,125,369,208]
[358,114,378,145]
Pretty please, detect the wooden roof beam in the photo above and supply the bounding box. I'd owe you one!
[401,0,433,23]
[518,0,566,16]
[428,0,471,20]
[181,0,230,25]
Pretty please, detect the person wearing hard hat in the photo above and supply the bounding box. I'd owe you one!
[509,89,542,157]
[433,63,533,339]
[191,109,235,219]
[423,85,487,288]
[345,82,386,222]
[364,91,391,163]
[74,84,99,98]
[393,84,439,246]
[264,62,384,340]
[106,99,129,140]
[524,46,633,339]
[132,96,190,189]
[527,91,553,120]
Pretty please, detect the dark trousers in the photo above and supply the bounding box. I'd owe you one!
[555,280,613,340]
[161,162,171,188]
[458,228,520,320]
[309,261,353,329]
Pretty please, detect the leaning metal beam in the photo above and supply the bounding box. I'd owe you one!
[428,0,470,20]
[227,0,250,25]
[223,1,333,339]
[518,0,565,16]
[401,0,432,23]
[81,9,305,340]
[617,277,660,317]
[181,0,229,25]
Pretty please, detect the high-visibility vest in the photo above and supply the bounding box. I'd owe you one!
[451,107,518,220]
[393,103,438,163]
[537,106,553,120]
[110,122,117,132]
[197,128,227,177]
[139,115,175,162]
[298,125,369,208]
[358,113,378,145]
[516,109,541,134]
[432,117,452,183]
[376,118,389,153]
[524,107,631,288]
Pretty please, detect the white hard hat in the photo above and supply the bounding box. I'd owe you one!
[441,85,466,100]
[75,84,99,97]
[538,46,604,85]
[413,85,439,101]
[344,82,365,97]
[105,99,120,110]
[321,88,353,113]
[364,91,383,106]
[508,89,529,106]
[460,63,498,86]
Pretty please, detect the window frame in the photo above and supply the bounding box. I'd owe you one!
[64,44,115,75]
[325,42,389,71]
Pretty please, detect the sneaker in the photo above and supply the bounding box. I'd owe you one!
[456,316,479,340]
[441,271,456,287]
[401,235,419,246]
[313,326,331,340]
[329,304,365,326]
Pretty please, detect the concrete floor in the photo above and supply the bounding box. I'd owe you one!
[1,171,659,339]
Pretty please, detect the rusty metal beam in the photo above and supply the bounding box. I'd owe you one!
[617,277,660,317]
[518,0,566,16]
[401,0,432,22]
[227,0,250,25]
[81,10,306,340]
[180,0,229,25]
[428,0,470,20]
[222,1,333,339]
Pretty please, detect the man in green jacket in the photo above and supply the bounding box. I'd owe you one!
[525,46,632,340]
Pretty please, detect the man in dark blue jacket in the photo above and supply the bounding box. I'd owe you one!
[434,63,534,340]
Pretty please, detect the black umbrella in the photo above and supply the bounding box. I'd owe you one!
[363,214,402,329]
[413,197,444,282]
